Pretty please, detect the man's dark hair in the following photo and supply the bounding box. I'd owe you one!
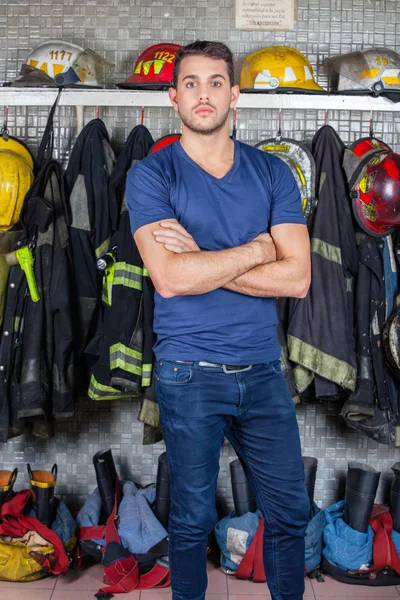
[172,40,235,88]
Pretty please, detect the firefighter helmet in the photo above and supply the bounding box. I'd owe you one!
[351,136,392,156]
[118,43,182,90]
[327,47,400,101]
[254,137,317,228]
[150,133,181,154]
[240,46,325,93]
[344,141,400,237]
[12,41,114,87]
[383,307,400,381]
[0,136,35,171]
[0,148,34,231]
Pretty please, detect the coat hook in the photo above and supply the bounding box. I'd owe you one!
[96,106,102,119]
[277,108,282,140]
[324,110,329,126]
[2,106,9,140]
[232,108,237,139]
[369,111,374,138]
[141,106,145,125]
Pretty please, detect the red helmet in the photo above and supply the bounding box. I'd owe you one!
[344,141,400,237]
[150,133,181,154]
[351,137,391,156]
[118,43,182,90]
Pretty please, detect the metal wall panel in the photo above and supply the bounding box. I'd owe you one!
[1,0,400,511]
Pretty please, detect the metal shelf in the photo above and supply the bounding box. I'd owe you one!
[0,87,398,111]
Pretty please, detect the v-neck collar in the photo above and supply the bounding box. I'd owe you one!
[174,138,241,187]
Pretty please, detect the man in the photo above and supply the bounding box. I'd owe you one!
[127,40,311,600]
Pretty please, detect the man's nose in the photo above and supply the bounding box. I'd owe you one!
[198,85,210,101]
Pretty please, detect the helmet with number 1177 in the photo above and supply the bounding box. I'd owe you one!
[12,40,114,87]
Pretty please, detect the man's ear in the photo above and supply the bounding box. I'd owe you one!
[230,84,240,109]
[169,86,179,112]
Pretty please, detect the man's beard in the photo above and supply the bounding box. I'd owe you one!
[179,105,230,135]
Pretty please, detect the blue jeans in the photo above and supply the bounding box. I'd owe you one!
[155,359,309,600]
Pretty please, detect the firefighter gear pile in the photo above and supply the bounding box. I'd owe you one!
[77,448,170,595]
[0,464,77,583]
[321,462,400,586]
[215,455,325,580]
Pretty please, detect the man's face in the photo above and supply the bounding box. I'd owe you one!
[169,55,239,135]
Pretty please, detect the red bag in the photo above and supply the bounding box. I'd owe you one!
[79,477,170,596]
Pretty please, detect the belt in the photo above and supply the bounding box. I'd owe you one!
[176,360,253,374]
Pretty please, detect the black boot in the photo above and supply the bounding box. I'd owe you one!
[93,449,118,522]
[155,452,170,530]
[27,464,57,528]
[0,469,18,508]
[390,462,400,533]
[230,459,257,516]
[303,456,318,512]
[343,462,380,533]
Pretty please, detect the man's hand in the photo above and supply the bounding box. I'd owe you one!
[153,220,276,264]
[250,232,276,264]
[152,220,201,253]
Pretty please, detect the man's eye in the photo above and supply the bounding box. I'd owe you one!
[186,81,196,88]
[212,81,222,87]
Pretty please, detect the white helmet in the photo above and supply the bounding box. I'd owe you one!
[327,47,400,101]
[12,41,114,87]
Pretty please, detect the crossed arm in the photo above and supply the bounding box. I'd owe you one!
[134,219,311,299]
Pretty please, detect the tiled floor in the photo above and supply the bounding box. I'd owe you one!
[1,562,400,599]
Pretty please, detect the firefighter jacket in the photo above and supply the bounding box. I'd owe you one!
[0,160,75,442]
[64,119,115,368]
[341,233,398,444]
[88,125,156,415]
[284,126,358,399]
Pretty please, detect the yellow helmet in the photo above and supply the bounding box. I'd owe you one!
[0,137,34,170]
[0,146,34,231]
[240,46,325,93]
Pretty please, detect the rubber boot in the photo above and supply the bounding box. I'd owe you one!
[155,452,170,530]
[27,464,57,528]
[0,468,18,508]
[93,449,117,522]
[390,462,400,533]
[343,462,380,533]
[230,459,257,516]
[303,456,318,512]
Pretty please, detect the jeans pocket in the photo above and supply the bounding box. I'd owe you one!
[155,360,193,385]
[263,359,283,375]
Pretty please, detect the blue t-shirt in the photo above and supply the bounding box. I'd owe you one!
[126,139,305,364]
